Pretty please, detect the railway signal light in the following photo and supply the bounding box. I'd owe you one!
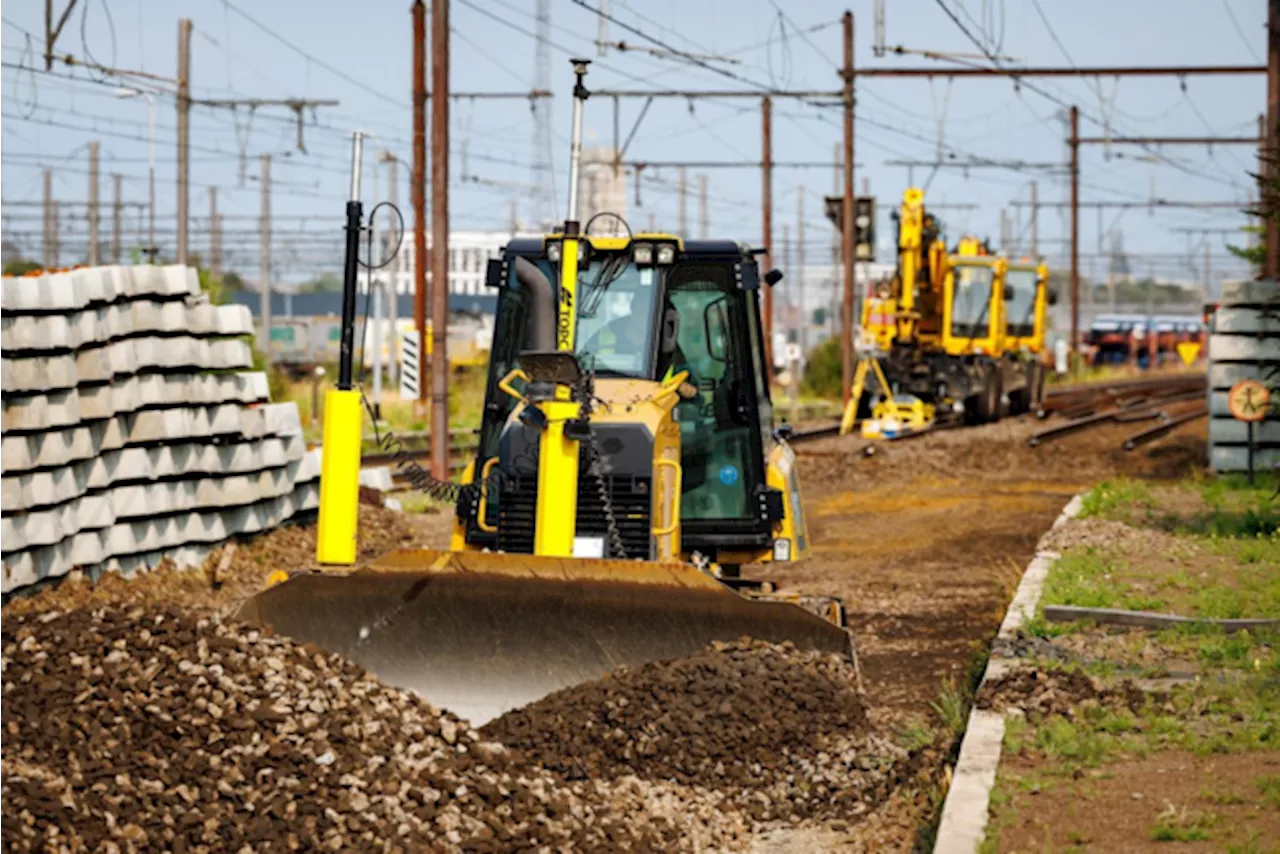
[823,195,876,262]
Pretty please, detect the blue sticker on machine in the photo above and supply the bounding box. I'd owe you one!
[718,465,740,486]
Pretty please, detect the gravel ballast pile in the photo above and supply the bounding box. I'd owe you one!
[3,505,422,620]
[483,639,897,822]
[977,666,1150,720]
[2,605,738,853]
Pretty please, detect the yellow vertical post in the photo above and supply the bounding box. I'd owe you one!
[529,233,584,556]
[315,389,363,564]
[533,399,583,556]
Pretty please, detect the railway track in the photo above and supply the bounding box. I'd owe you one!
[360,373,1206,489]
[1030,372,1207,450]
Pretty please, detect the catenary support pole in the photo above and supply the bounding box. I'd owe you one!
[260,154,272,361]
[698,173,708,238]
[1029,180,1038,259]
[762,96,774,374]
[1069,105,1080,366]
[841,10,856,406]
[209,186,220,282]
[678,165,687,236]
[430,0,451,481]
[413,1,428,414]
[1266,0,1279,278]
[797,185,806,355]
[112,173,122,263]
[42,169,52,267]
[87,141,100,266]
[382,151,400,386]
[176,19,191,266]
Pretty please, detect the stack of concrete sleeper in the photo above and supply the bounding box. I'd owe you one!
[1,265,319,594]
[1207,278,1278,472]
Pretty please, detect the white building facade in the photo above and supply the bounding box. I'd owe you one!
[361,229,545,297]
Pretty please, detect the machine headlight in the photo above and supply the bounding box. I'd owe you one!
[772,538,792,562]
[656,243,676,265]
[632,242,654,265]
[546,241,562,262]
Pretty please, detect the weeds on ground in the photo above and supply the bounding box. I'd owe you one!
[1079,479,1156,521]
[895,718,936,753]
[1150,808,1214,842]
[931,679,968,737]
[286,366,491,443]
[1224,833,1271,854]
[1002,669,1280,774]
[1255,774,1280,809]
[1082,475,1278,538]
[1038,548,1169,613]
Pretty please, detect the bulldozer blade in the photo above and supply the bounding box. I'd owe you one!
[236,549,851,726]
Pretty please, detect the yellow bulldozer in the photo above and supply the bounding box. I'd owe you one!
[240,60,849,726]
[842,187,1053,436]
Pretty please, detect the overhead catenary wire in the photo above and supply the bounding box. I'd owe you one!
[929,0,1253,192]
[4,1,1256,283]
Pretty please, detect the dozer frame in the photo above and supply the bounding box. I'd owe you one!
[241,60,850,727]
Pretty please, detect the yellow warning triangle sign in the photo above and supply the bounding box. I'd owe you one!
[1176,341,1201,366]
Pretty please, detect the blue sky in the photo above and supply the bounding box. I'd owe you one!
[1,0,1268,284]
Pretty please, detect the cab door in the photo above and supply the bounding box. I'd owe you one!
[666,259,775,555]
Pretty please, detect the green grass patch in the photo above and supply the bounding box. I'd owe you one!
[1202,786,1248,806]
[895,719,936,753]
[1038,548,1169,613]
[1150,819,1211,842]
[1255,774,1280,809]
[930,677,968,737]
[284,365,491,444]
[1037,535,1280,623]
[1079,479,1157,521]
[1150,623,1280,674]
[995,663,1280,776]
[1081,475,1279,538]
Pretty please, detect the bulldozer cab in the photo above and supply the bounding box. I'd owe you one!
[464,237,784,564]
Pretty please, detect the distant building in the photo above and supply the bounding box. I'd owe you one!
[357,170,628,302]
[362,229,543,299]
[577,147,628,232]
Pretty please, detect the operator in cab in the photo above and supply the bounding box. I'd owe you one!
[577,263,692,384]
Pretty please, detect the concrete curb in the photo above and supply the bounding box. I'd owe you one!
[932,492,1084,854]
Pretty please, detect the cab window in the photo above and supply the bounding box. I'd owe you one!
[950,263,995,339]
[1005,268,1039,338]
[575,259,660,378]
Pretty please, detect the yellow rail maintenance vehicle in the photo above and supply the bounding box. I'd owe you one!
[241,60,850,727]
[843,188,1053,435]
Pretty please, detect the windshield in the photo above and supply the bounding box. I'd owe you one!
[950,263,995,338]
[574,258,660,377]
[1005,268,1039,338]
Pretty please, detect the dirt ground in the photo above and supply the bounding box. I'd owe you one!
[761,417,1205,715]
[1,412,1209,851]
[995,750,1280,853]
[743,415,1208,849]
[980,470,1279,853]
